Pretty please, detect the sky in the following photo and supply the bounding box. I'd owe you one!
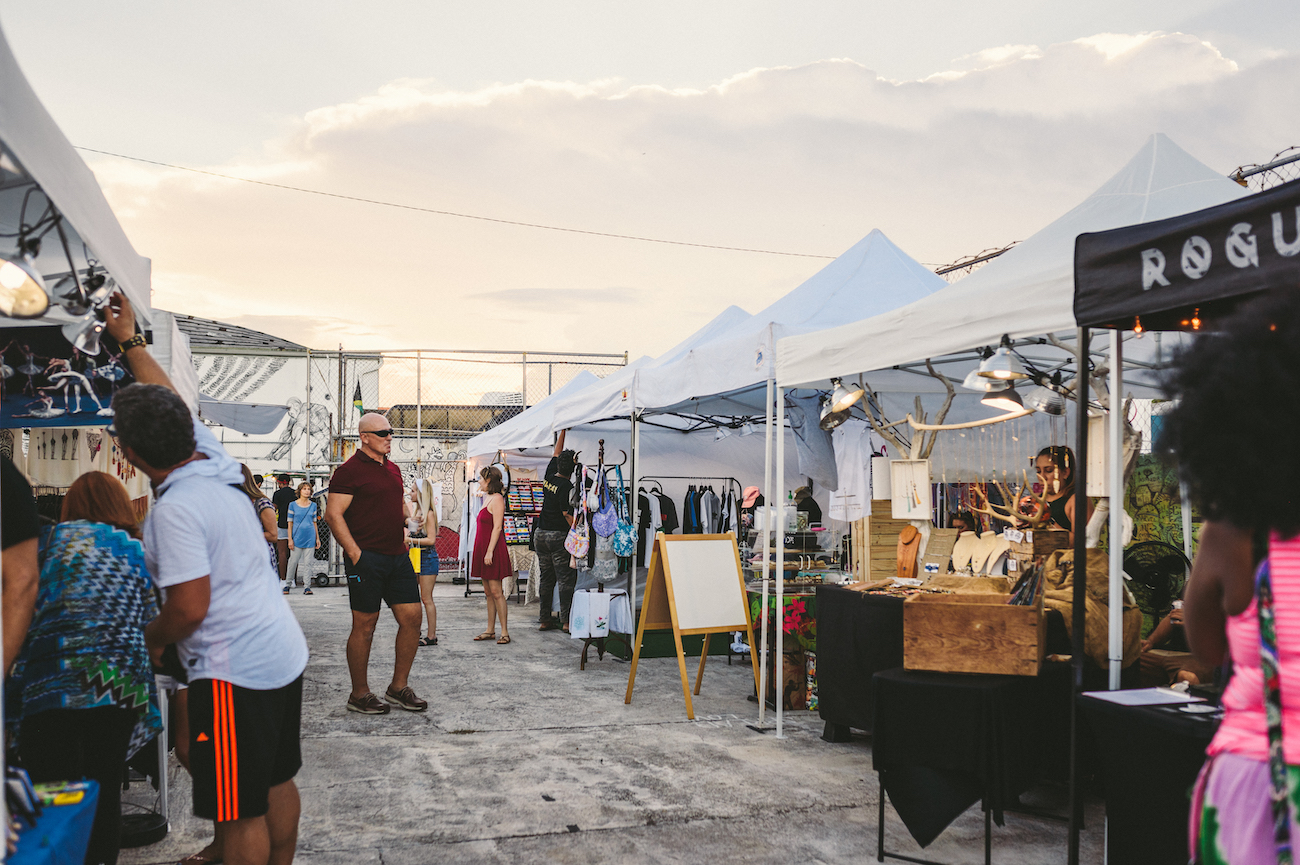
[1,1,1297,356]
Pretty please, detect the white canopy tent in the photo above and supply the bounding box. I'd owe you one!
[548,305,751,431]
[0,20,152,328]
[466,369,602,458]
[776,135,1247,389]
[770,134,1248,749]
[551,229,947,430]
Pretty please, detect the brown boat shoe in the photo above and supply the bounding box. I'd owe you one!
[346,692,391,715]
[384,685,428,712]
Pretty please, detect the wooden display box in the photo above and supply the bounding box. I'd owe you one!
[1007,528,1070,574]
[902,587,1045,677]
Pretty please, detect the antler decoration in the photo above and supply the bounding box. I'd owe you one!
[969,470,1052,530]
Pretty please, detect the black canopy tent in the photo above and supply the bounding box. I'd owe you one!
[1062,176,1300,864]
[1076,176,1300,331]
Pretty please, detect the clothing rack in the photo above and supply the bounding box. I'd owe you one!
[637,475,742,500]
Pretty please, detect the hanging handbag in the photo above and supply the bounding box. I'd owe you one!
[592,469,620,538]
[611,465,636,557]
[564,484,590,558]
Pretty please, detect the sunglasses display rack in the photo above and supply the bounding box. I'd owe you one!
[504,479,545,545]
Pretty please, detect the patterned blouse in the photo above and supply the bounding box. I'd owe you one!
[12,520,162,758]
[255,495,279,572]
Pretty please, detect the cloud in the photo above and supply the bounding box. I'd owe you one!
[90,30,1297,358]
[469,287,636,310]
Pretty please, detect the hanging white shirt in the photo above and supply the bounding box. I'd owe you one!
[829,420,880,523]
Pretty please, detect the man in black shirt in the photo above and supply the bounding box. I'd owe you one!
[2,455,39,672]
[271,473,296,584]
[536,430,576,631]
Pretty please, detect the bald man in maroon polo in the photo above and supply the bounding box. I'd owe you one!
[326,412,426,715]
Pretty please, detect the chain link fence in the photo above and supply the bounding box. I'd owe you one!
[1229,145,1300,192]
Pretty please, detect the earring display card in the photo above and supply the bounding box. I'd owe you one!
[920,528,959,575]
[890,460,932,520]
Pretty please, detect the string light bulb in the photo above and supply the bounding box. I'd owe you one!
[1133,316,1143,335]
[1191,308,1201,331]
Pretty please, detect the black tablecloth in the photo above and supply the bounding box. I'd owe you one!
[1079,694,1217,865]
[815,586,905,738]
[872,667,1042,848]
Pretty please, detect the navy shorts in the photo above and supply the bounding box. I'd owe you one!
[346,549,421,613]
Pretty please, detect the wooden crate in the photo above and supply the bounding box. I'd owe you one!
[903,588,1045,676]
[1007,528,1070,575]
[868,501,912,582]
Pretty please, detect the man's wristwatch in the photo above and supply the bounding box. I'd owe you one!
[120,333,147,351]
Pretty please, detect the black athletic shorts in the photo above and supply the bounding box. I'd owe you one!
[188,676,303,822]
[346,549,420,613]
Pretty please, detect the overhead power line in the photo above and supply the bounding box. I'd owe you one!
[75,146,837,260]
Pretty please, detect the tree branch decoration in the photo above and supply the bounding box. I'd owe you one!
[858,358,955,459]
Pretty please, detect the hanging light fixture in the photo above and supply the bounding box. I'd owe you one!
[962,368,1011,392]
[52,271,111,318]
[981,383,1024,412]
[739,421,757,436]
[1023,372,1066,415]
[62,312,105,356]
[714,426,732,442]
[977,336,1029,380]
[819,393,852,430]
[827,377,864,414]
[0,240,49,319]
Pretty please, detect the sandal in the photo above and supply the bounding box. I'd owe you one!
[177,853,222,865]
[497,635,511,645]
[418,636,438,647]
[473,632,496,641]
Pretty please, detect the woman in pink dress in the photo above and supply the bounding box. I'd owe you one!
[471,466,512,644]
[1168,292,1300,862]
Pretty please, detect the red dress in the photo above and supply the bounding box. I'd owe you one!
[472,502,511,581]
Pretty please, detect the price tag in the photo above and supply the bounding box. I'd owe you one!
[1004,529,1025,544]
[1007,558,1018,571]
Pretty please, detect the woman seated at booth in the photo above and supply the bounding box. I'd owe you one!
[1028,445,1093,544]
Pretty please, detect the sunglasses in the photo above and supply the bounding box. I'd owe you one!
[362,429,394,438]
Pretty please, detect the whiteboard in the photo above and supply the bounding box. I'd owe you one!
[661,538,748,631]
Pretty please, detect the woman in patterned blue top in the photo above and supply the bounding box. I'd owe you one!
[12,470,161,865]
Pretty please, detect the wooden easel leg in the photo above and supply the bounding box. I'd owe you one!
[673,629,695,719]
[624,623,648,705]
[693,633,709,695]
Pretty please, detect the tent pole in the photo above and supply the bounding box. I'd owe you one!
[1180,480,1194,561]
[1068,326,1090,865]
[775,385,786,740]
[1108,331,1124,689]
[630,406,639,605]
[759,378,773,726]
[416,350,422,469]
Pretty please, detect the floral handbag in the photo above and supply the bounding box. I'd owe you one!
[564,483,590,558]
[591,469,620,538]
[611,466,636,557]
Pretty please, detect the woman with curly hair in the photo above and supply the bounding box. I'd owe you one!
[1165,291,1300,862]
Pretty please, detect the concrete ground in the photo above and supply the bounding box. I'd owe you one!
[122,582,1105,864]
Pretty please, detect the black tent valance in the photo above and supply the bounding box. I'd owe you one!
[1075,177,1300,331]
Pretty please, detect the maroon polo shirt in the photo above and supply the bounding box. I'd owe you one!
[328,450,405,555]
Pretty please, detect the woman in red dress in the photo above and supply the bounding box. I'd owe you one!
[472,466,512,644]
